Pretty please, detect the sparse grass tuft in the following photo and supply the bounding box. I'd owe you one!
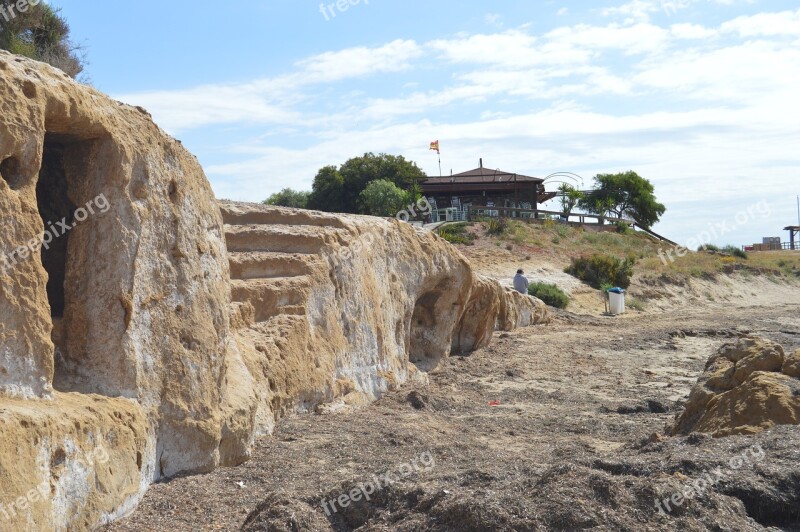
[627,297,645,311]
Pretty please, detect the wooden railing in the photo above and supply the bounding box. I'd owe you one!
[466,206,635,226]
[462,207,677,245]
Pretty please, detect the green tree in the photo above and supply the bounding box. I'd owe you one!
[263,188,310,209]
[308,153,425,214]
[0,4,85,79]
[579,171,666,228]
[359,179,410,217]
[307,165,347,212]
[558,183,584,215]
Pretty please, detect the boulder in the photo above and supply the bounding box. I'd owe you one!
[783,348,800,378]
[672,337,800,437]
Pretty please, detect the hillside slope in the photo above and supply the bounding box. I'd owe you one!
[447,220,800,313]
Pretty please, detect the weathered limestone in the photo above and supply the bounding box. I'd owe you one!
[671,338,800,437]
[0,394,151,530]
[1,50,235,530]
[0,51,548,530]
[220,201,549,425]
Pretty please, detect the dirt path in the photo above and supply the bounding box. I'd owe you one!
[105,301,800,531]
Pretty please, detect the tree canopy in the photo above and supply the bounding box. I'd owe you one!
[263,188,310,209]
[579,171,666,228]
[308,153,424,214]
[359,179,410,217]
[307,165,346,212]
[558,183,584,215]
[0,3,85,79]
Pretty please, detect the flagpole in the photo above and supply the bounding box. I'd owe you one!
[438,153,442,177]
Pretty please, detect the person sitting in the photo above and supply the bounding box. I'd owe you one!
[513,269,529,294]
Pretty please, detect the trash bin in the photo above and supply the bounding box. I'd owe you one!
[607,287,626,315]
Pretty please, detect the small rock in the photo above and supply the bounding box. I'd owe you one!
[406,391,428,410]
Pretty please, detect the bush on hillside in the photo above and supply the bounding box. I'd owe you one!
[565,253,635,289]
[436,223,476,245]
[485,217,509,236]
[528,282,569,309]
[722,245,748,259]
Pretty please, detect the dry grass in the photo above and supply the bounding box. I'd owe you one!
[466,219,800,285]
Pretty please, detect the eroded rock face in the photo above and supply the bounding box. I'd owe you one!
[671,338,800,437]
[1,51,233,529]
[220,201,550,429]
[0,51,548,530]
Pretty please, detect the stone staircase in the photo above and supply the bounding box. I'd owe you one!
[218,201,360,416]
[218,200,549,421]
[220,201,349,327]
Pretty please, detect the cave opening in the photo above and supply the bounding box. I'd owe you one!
[37,134,77,320]
[36,133,87,367]
[409,290,443,372]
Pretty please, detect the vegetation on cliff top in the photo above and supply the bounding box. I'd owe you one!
[0,4,85,79]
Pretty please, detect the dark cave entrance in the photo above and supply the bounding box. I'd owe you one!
[37,134,77,320]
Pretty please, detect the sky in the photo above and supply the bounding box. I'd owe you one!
[51,0,800,248]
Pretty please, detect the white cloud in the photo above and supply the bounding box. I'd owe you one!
[485,13,503,28]
[115,40,423,133]
[294,39,422,83]
[670,23,718,39]
[116,5,800,245]
[720,9,800,37]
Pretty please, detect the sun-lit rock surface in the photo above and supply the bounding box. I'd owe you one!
[0,51,548,530]
[672,337,800,437]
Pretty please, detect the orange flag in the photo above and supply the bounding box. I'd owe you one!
[429,140,440,154]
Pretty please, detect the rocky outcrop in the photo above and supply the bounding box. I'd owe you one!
[671,338,800,437]
[1,50,235,530]
[220,201,549,427]
[0,51,548,530]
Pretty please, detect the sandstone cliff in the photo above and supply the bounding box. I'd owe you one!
[0,51,548,530]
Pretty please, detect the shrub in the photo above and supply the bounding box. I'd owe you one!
[359,179,410,217]
[698,244,720,252]
[528,282,569,309]
[436,223,476,245]
[486,217,509,235]
[721,245,748,259]
[565,253,636,289]
[263,188,310,209]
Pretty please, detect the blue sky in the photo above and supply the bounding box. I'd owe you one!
[53,0,800,247]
